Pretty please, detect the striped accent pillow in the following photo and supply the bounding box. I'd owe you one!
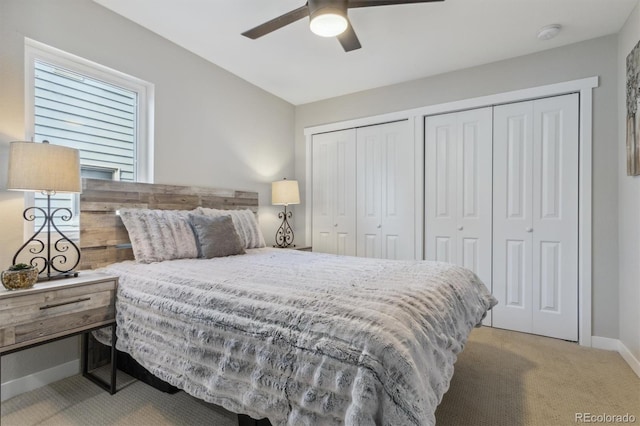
[119,208,199,263]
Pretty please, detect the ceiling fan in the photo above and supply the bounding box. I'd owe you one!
[242,0,444,52]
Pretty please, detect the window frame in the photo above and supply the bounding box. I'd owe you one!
[24,38,154,182]
[23,38,154,240]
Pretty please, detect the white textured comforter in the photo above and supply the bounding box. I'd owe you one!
[101,248,496,426]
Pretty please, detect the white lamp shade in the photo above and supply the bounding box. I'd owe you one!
[272,179,300,206]
[7,141,81,193]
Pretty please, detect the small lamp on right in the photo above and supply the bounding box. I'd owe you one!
[272,178,300,248]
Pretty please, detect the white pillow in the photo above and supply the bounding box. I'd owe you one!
[119,208,199,263]
[196,207,266,249]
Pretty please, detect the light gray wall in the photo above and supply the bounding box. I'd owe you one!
[617,5,640,364]
[0,0,294,382]
[294,35,620,339]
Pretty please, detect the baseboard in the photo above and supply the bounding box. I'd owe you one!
[590,336,619,351]
[1,359,80,402]
[617,340,640,378]
[591,336,640,378]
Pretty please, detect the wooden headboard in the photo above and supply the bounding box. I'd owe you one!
[79,178,259,270]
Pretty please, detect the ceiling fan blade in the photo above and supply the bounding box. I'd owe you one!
[337,20,361,52]
[347,0,443,8]
[242,5,309,39]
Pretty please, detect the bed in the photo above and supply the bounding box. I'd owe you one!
[79,179,497,426]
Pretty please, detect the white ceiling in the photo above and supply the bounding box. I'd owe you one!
[94,0,638,105]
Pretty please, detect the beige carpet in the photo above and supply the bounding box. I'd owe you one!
[1,371,237,426]
[2,327,638,426]
[436,327,640,426]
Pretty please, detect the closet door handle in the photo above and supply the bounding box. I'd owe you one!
[334,224,338,227]
[526,227,533,233]
[377,224,382,229]
[458,226,464,231]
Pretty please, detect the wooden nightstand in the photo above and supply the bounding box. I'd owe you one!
[0,272,118,396]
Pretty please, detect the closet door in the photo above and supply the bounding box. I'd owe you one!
[425,108,493,290]
[531,95,579,340]
[312,129,356,256]
[356,120,414,260]
[425,113,458,263]
[455,108,493,285]
[493,94,578,341]
[492,102,535,334]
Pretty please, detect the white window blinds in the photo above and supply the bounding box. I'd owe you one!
[34,60,137,181]
[32,60,139,235]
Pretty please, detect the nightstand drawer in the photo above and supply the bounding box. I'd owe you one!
[0,274,117,352]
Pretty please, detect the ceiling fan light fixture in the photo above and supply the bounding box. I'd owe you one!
[309,10,348,37]
[243,0,441,52]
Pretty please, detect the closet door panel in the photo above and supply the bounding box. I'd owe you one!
[505,239,527,308]
[456,108,493,287]
[336,232,351,256]
[312,129,356,256]
[357,127,383,258]
[425,114,458,262]
[461,238,479,272]
[385,235,399,260]
[312,134,336,254]
[381,121,414,260]
[425,109,492,279]
[335,136,357,254]
[435,236,453,262]
[493,102,534,333]
[532,94,579,341]
[363,234,379,258]
[493,94,578,339]
[357,121,414,260]
[315,231,333,254]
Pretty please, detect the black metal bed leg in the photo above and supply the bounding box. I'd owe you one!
[109,324,117,394]
[81,332,89,376]
[82,324,117,394]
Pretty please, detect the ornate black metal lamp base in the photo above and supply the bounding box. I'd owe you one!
[274,205,295,248]
[12,192,81,281]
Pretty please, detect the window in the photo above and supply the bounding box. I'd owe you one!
[24,39,154,238]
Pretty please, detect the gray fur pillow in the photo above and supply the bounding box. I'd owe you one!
[196,207,266,249]
[119,208,198,263]
[188,214,246,258]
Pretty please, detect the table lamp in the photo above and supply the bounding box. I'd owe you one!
[7,140,82,280]
[272,178,300,248]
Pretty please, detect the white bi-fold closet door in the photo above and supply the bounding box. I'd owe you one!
[492,94,579,341]
[356,121,415,260]
[312,129,357,256]
[311,120,415,260]
[424,107,493,323]
[425,93,579,341]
